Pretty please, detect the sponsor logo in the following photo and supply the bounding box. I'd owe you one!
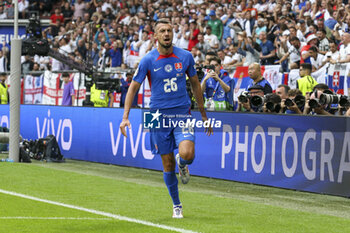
[36,110,72,150]
[142,110,222,129]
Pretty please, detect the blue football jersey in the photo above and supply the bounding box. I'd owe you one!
[133,46,197,109]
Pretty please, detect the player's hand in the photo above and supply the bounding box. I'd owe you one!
[202,117,213,136]
[119,118,131,137]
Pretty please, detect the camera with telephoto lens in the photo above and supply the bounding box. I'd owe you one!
[263,93,282,112]
[238,91,251,103]
[319,93,342,106]
[285,95,305,108]
[309,99,320,109]
[339,95,350,107]
[251,95,264,107]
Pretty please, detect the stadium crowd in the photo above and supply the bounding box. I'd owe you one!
[1,0,350,115]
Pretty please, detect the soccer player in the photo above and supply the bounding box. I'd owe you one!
[119,19,212,218]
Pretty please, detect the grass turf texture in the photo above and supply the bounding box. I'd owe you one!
[0,160,349,233]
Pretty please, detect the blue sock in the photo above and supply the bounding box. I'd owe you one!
[163,171,180,205]
[179,157,194,167]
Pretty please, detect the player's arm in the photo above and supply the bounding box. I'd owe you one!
[189,74,213,135]
[120,81,141,137]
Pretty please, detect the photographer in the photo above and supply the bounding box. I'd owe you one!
[237,84,265,113]
[246,63,273,94]
[263,93,281,113]
[90,83,114,107]
[303,90,333,116]
[280,89,304,114]
[201,57,234,111]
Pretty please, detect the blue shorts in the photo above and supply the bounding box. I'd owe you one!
[150,106,195,155]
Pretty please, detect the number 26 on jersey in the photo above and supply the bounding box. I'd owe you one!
[164,77,178,93]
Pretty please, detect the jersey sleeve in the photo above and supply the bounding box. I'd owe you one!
[133,57,149,84]
[186,53,197,78]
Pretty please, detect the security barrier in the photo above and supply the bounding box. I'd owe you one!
[0,105,349,197]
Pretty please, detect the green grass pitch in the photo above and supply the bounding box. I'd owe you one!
[0,159,350,233]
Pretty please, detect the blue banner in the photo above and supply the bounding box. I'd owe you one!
[0,105,350,197]
[0,26,27,45]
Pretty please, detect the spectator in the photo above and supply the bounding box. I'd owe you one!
[21,55,34,74]
[238,34,261,66]
[308,46,324,72]
[277,36,305,70]
[0,5,7,19]
[50,8,64,25]
[109,40,123,68]
[247,63,273,94]
[221,8,235,42]
[191,47,205,64]
[316,29,329,55]
[188,20,200,51]
[73,0,85,20]
[259,31,276,65]
[297,63,318,95]
[254,17,267,44]
[201,56,234,111]
[335,32,350,64]
[178,23,190,50]
[301,33,319,64]
[61,73,75,106]
[19,0,29,19]
[207,10,223,40]
[204,26,220,51]
[296,19,308,43]
[195,33,211,55]
[224,43,244,68]
[325,40,340,65]
[61,1,73,23]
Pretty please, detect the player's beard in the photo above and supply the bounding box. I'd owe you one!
[159,41,172,49]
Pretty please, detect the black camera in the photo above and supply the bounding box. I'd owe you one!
[238,91,250,103]
[195,65,216,82]
[251,95,264,107]
[94,76,121,93]
[285,95,305,108]
[309,99,320,109]
[339,96,350,107]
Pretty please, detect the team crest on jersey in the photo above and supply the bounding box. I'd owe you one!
[165,64,173,73]
[175,62,183,72]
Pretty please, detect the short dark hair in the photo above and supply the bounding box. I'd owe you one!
[290,36,299,42]
[278,84,290,94]
[209,56,221,65]
[301,63,312,71]
[308,46,318,52]
[206,51,217,57]
[62,72,70,78]
[288,88,302,97]
[155,18,171,27]
[313,83,329,91]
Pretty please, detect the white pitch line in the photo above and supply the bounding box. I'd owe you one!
[0,217,112,220]
[0,189,197,233]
